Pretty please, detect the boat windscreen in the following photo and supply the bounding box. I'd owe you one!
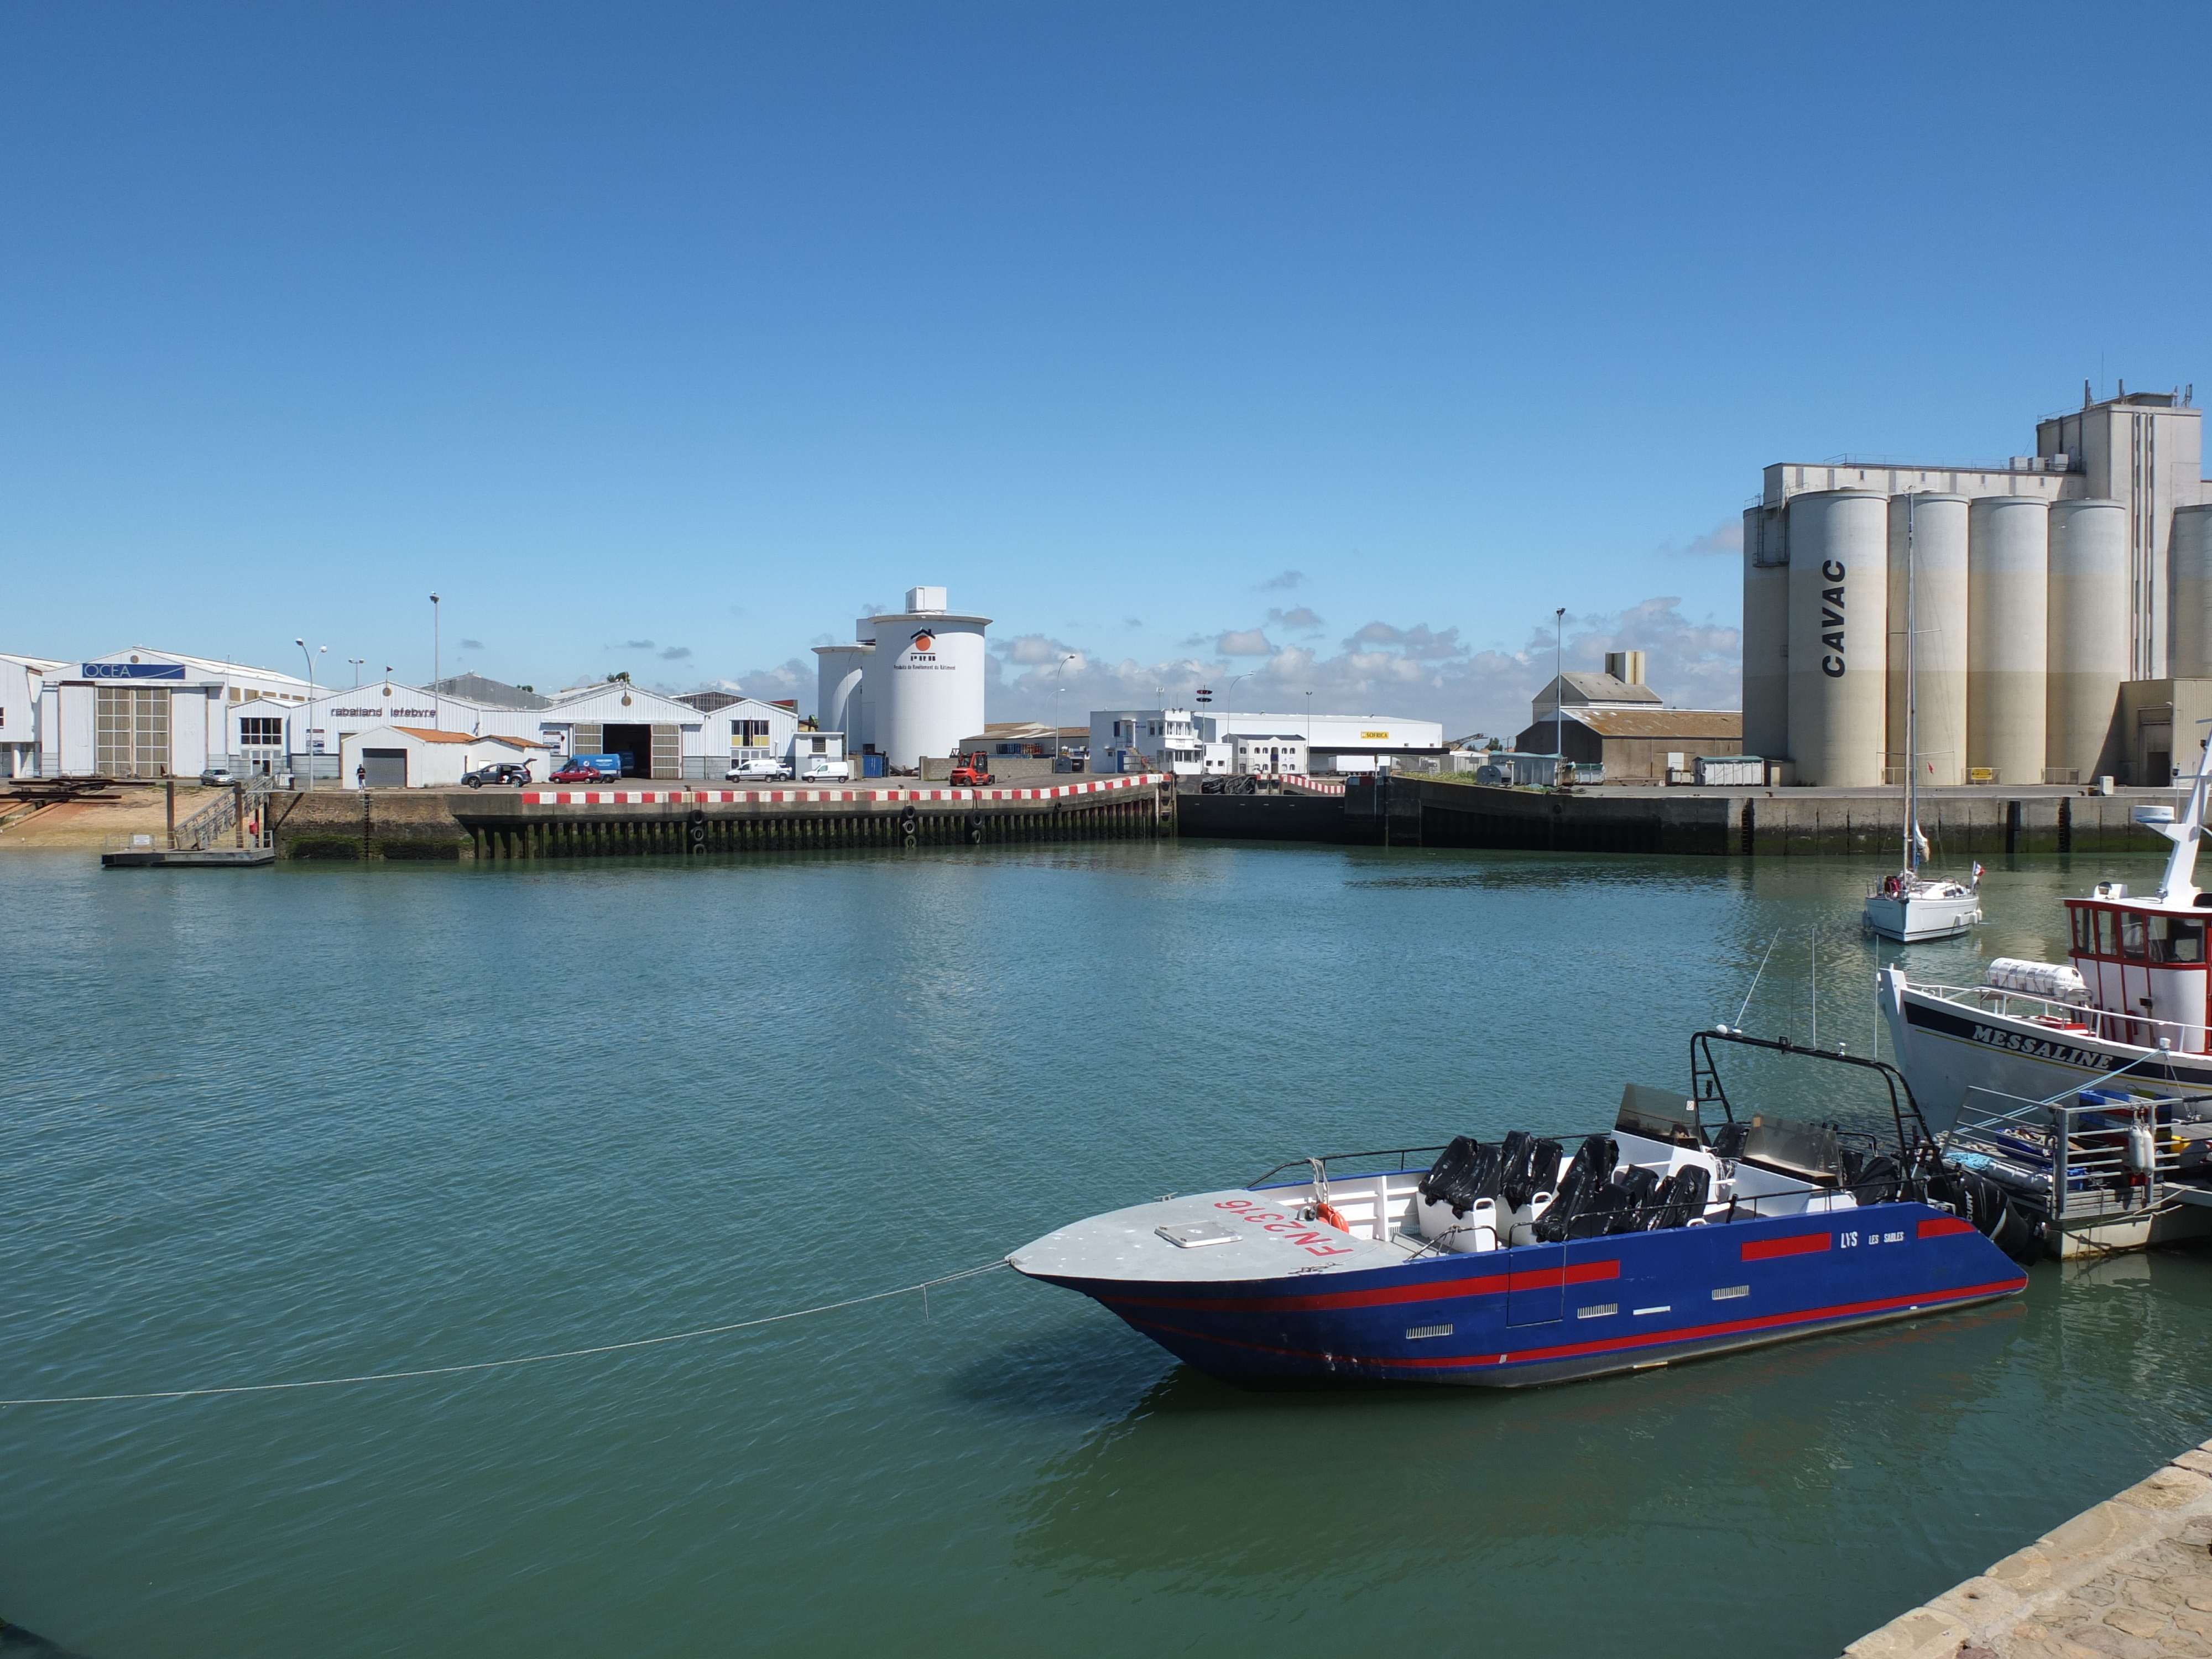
[1615,1083,1702,1147]
[1736,1114,1840,1182]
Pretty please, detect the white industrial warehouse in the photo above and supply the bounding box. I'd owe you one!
[1744,385,2212,787]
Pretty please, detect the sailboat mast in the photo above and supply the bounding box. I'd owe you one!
[1904,495,1918,877]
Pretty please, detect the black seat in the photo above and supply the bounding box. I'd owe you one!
[1533,1136,1619,1242]
[1642,1164,1710,1229]
[1417,1136,1502,1219]
[1499,1133,1563,1212]
[1605,1166,1662,1234]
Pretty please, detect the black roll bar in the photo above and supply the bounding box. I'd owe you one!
[1691,1027,1934,1151]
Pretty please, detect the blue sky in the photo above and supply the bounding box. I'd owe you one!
[5,2,2209,738]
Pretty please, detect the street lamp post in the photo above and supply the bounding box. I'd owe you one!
[1553,607,1567,771]
[430,593,441,717]
[296,639,326,790]
[1052,654,1077,763]
[348,658,364,688]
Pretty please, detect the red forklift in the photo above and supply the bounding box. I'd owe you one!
[949,750,995,787]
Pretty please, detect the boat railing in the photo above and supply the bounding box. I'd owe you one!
[1247,1146,1455,1189]
[1942,1084,2212,1231]
[1911,980,2209,1052]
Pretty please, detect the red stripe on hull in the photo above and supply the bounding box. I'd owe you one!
[1120,1276,2026,1375]
[1741,1232,1832,1261]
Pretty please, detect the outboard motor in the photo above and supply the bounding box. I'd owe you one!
[1925,1165,2044,1266]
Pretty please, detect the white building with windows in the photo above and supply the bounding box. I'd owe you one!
[0,654,64,779]
[1091,708,1221,775]
[44,648,314,780]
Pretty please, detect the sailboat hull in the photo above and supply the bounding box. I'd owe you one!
[1864,890,1983,943]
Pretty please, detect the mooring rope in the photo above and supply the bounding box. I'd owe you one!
[0,1258,1012,1408]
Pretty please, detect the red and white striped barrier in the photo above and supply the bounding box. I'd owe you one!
[520,773,1167,807]
[1284,774,1346,796]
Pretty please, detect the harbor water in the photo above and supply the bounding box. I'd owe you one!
[6,842,2212,1657]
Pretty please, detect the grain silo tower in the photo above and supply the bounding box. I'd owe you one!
[1885,494,1968,786]
[2045,499,2128,780]
[861,587,991,768]
[1785,490,1887,786]
[2172,503,2212,676]
[1966,497,2049,785]
[1740,505,1790,763]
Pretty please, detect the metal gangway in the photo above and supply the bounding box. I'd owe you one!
[170,774,278,851]
[1942,1084,2212,1256]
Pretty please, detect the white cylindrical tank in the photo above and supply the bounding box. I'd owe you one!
[1740,506,1788,764]
[814,643,868,746]
[1786,490,1887,786]
[1966,496,2049,786]
[862,592,991,768]
[2172,504,2212,677]
[1886,494,1968,787]
[2046,499,2128,782]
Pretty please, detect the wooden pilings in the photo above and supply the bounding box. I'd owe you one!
[461,791,1168,859]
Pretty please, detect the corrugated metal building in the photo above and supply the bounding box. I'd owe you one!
[1511,707,1745,784]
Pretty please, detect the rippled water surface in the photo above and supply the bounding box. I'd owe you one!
[6,839,2212,1657]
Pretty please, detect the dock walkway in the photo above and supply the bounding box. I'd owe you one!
[1846,1435,2212,1658]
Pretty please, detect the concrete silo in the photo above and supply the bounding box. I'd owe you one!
[1740,505,1790,763]
[1966,497,2049,785]
[2046,500,2128,782]
[1885,494,1968,786]
[2171,504,2212,677]
[813,638,871,751]
[860,587,992,768]
[1786,489,1888,786]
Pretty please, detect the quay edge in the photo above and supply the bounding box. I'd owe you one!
[1176,777,2173,857]
[262,777,1178,860]
[1844,1432,2212,1658]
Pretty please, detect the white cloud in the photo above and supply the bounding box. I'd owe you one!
[703,660,812,710]
[1217,628,1275,656]
[1267,606,1324,630]
[1670,517,1744,558]
[996,633,1083,667]
[985,596,1739,739]
[659,645,692,661]
[1258,570,1304,591]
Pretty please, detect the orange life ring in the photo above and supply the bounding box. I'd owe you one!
[1314,1200,1351,1233]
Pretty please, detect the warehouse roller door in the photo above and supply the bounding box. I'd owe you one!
[361,748,407,787]
[650,724,679,780]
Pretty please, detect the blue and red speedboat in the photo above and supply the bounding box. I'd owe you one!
[1012,1031,2035,1388]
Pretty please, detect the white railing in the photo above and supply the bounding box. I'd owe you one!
[1912,979,2209,1054]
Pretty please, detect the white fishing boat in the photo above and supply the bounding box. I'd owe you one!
[1882,744,2212,1133]
[1864,494,1983,943]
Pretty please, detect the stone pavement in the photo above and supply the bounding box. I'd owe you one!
[1846,1438,2212,1658]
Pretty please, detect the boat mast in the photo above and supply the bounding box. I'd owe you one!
[2154,720,2212,903]
[1904,494,1918,879]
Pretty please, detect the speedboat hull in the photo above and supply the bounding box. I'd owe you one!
[1013,1187,2026,1389]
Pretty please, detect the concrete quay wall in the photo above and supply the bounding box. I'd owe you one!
[268,780,1176,860]
[1410,781,2164,858]
[1844,1434,2212,1658]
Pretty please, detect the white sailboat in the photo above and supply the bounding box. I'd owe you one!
[1864,494,1983,943]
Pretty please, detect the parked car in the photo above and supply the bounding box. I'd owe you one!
[461,762,533,789]
[550,761,606,783]
[799,758,852,782]
[728,756,794,781]
[197,767,237,787]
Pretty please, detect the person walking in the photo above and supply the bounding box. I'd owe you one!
[355,764,367,790]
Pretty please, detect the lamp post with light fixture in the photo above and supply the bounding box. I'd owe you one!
[295,639,326,790]
[1052,654,1077,763]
